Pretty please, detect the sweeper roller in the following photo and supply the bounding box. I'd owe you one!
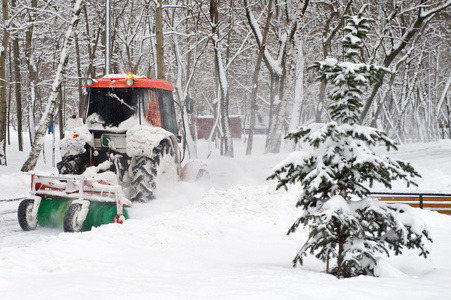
[18,174,131,232]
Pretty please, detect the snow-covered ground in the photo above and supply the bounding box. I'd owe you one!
[1,133,451,299]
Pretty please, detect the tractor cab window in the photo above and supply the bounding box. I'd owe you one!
[85,88,138,128]
[142,89,178,135]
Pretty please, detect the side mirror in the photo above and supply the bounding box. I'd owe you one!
[185,97,194,114]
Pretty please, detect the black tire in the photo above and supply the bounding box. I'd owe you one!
[64,203,84,232]
[18,199,38,231]
[129,140,179,202]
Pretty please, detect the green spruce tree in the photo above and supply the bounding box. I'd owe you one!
[269,5,432,278]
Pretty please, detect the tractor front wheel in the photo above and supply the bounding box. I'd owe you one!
[18,199,38,231]
[64,203,84,232]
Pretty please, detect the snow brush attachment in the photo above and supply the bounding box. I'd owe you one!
[38,198,71,227]
[65,201,129,232]
[18,174,131,232]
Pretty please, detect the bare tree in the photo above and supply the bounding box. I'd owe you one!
[264,0,309,153]
[0,0,9,164]
[21,0,85,172]
[359,0,451,124]
[209,0,233,157]
[244,0,272,155]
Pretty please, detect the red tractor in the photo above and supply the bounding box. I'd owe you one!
[17,73,194,232]
[58,73,188,202]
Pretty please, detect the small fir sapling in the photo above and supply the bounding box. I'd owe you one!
[268,5,432,278]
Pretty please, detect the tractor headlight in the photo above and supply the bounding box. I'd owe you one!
[126,72,134,86]
[85,78,94,86]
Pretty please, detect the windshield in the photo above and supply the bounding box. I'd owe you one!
[143,89,178,135]
[84,87,178,135]
[85,88,137,128]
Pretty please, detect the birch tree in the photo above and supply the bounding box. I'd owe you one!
[22,0,85,172]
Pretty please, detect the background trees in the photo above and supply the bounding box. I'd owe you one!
[0,0,450,164]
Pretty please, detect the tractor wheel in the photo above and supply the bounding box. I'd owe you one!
[129,140,179,202]
[64,203,84,232]
[18,199,38,231]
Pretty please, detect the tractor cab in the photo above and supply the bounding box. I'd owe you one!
[83,73,178,153]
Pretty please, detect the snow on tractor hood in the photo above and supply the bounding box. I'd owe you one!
[126,124,174,157]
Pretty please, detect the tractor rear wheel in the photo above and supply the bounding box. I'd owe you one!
[18,199,38,231]
[129,140,179,202]
[64,203,84,232]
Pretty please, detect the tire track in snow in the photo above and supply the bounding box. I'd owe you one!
[0,200,60,248]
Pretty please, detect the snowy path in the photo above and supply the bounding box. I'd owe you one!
[1,137,451,299]
[0,199,62,248]
[0,200,22,247]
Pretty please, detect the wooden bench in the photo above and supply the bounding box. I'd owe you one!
[373,194,451,215]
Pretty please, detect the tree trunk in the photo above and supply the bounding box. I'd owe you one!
[13,36,23,151]
[265,0,307,154]
[265,73,281,152]
[25,0,38,145]
[75,32,84,118]
[172,34,197,159]
[213,38,233,157]
[83,4,99,78]
[210,0,233,157]
[0,0,9,165]
[245,0,272,155]
[155,0,165,79]
[21,0,85,172]
[286,39,305,151]
[11,0,21,151]
[436,73,451,117]
[336,236,346,278]
[58,87,64,140]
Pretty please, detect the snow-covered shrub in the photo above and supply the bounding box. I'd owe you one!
[269,5,432,278]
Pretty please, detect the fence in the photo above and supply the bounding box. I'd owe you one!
[371,192,451,215]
